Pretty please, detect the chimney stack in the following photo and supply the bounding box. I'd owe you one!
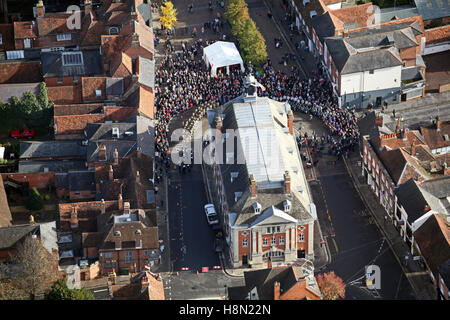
[114,148,119,165]
[101,199,106,214]
[70,206,78,229]
[132,32,139,46]
[284,171,291,195]
[136,170,140,184]
[287,110,294,135]
[36,0,45,17]
[135,229,142,248]
[114,230,121,250]
[98,145,107,161]
[124,201,131,214]
[436,116,441,131]
[249,174,256,198]
[118,193,123,210]
[402,127,407,140]
[274,281,281,300]
[395,118,400,133]
[141,273,149,292]
[108,164,114,180]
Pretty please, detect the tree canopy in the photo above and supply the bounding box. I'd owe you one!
[316,271,346,300]
[45,278,95,300]
[160,1,178,30]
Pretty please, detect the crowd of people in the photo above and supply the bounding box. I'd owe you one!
[154,29,360,174]
[154,38,245,173]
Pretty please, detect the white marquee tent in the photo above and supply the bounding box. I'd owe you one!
[202,41,245,76]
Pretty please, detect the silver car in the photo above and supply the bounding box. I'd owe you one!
[204,204,219,225]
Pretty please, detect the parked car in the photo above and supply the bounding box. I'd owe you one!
[204,204,219,225]
[10,128,35,139]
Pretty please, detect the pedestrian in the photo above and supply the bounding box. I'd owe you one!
[393,109,396,118]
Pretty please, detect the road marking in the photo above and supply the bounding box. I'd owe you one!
[405,271,429,277]
[332,238,339,253]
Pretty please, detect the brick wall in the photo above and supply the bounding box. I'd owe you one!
[439,83,450,93]
[100,248,155,275]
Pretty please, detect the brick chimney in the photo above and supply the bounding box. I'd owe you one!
[136,170,140,184]
[249,174,256,198]
[36,0,45,17]
[114,148,119,165]
[123,201,131,214]
[132,32,139,46]
[141,273,149,292]
[70,207,78,229]
[287,110,294,135]
[108,164,114,180]
[436,116,441,131]
[118,193,123,210]
[100,199,106,214]
[395,118,400,133]
[411,141,416,156]
[114,230,121,250]
[402,127,407,140]
[98,145,107,161]
[284,171,291,195]
[274,281,281,300]
[135,229,142,248]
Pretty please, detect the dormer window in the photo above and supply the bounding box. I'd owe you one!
[230,172,239,182]
[95,89,102,97]
[283,199,291,212]
[234,192,242,203]
[253,202,261,214]
[109,26,119,35]
[57,33,71,41]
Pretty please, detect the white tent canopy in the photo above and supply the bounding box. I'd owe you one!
[202,41,245,76]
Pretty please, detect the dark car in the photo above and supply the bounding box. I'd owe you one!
[10,128,35,139]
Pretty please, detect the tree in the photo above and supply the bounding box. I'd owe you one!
[46,278,95,300]
[231,8,249,39]
[26,187,44,211]
[11,236,57,300]
[160,1,177,30]
[316,271,346,300]
[226,0,248,26]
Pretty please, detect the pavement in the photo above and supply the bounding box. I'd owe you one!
[343,152,437,300]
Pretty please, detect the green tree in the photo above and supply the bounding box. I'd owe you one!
[226,0,248,26]
[231,8,249,39]
[26,187,44,211]
[46,278,95,300]
[160,1,178,30]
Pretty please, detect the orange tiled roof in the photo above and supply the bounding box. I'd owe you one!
[82,76,107,101]
[330,3,374,30]
[54,113,105,135]
[420,120,450,150]
[425,25,450,45]
[0,61,42,84]
[13,21,37,39]
[36,13,73,36]
[0,24,15,51]
[47,85,82,104]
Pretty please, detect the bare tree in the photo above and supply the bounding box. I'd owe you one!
[9,236,57,300]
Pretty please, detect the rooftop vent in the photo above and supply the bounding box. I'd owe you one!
[124,131,134,136]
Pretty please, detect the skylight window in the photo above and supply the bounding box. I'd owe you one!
[62,52,83,66]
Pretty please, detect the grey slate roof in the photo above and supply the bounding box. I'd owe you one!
[395,179,429,223]
[325,37,403,74]
[357,111,380,142]
[401,67,423,81]
[136,115,155,157]
[19,141,87,159]
[311,12,335,44]
[437,258,450,289]
[414,0,450,21]
[85,122,137,141]
[137,2,152,23]
[0,83,40,103]
[0,224,38,250]
[138,57,155,89]
[86,140,137,163]
[68,170,96,191]
[41,49,103,78]
[106,78,124,96]
[379,5,419,22]
[19,160,87,173]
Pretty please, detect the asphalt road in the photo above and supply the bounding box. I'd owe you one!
[168,163,221,272]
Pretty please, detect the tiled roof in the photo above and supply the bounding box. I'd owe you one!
[53,103,104,116]
[0,224,38,250]
[41,49,103,78]
[19,141,87,159]
[0,179,12,227]
[81,77,107,101]
[36,13,73,36]
[437,258,450,289]
[414,0,450,21]
[329,3,374,30]
[420,120,450,150]
[47,84,82,104]
[424,25,450,45]
[54,113,105,135]
[0,61,42,84]
[0,24,15,51]
[413,214,450,278]
[13,21,38,39]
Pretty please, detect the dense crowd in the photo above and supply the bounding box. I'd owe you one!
[154,35,360,173]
